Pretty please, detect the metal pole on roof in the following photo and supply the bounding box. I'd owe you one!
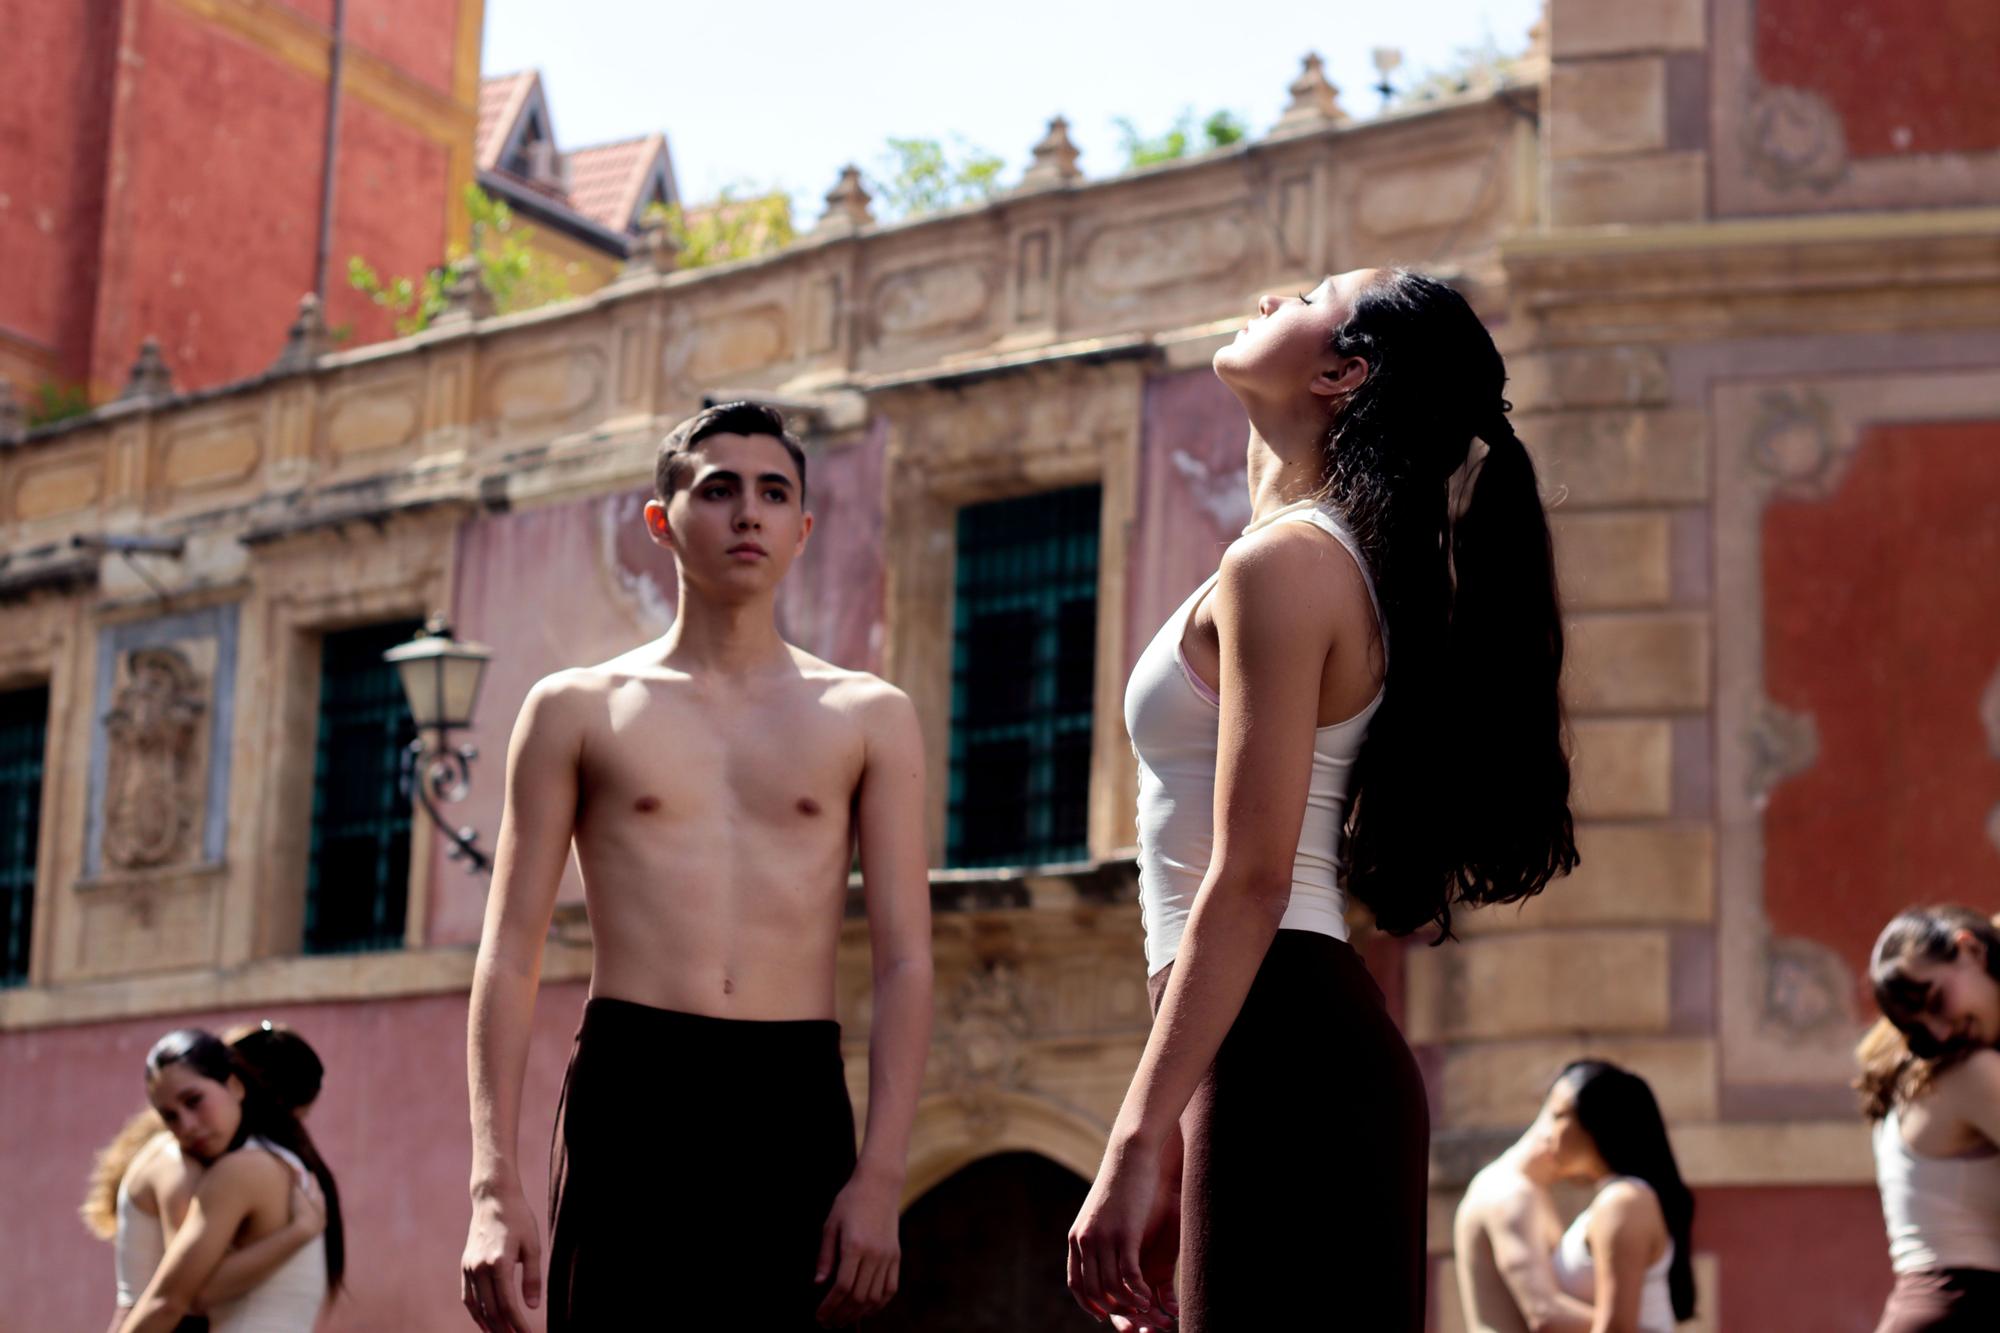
[312,0,349,308]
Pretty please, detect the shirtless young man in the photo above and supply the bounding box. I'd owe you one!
[458,401,934,1332]
[1454,1119,1595,1333]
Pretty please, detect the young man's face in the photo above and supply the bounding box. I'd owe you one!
[644,432,812,597]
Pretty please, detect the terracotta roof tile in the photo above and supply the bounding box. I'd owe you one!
[562,135,668,234]
[477,72,539,172]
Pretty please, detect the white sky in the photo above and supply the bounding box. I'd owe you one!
[481,0,1544,217]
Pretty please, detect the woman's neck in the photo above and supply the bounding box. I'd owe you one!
[1244,426,1325,526]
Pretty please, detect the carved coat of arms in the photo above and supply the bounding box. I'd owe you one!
[101,647,206,869]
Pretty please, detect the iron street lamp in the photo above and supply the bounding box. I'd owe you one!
[384,615,494,873]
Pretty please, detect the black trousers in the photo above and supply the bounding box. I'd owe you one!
[1149,930,1431,1332]
[547,998,857,1331]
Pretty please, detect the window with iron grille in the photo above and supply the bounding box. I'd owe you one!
[947,485,1100,869]
[304,621,422,954]
[0,685,48,987]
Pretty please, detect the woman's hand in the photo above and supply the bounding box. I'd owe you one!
[1069,1131,1167,1323]
[286,1175,327,1241]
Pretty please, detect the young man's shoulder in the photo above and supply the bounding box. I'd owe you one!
[785,648,911,710]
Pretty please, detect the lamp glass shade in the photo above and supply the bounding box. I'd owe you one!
[384,632,491,730]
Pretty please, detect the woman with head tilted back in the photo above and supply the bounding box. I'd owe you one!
[1068,269,1578,1331]
[1536,1061,1697,1333]
[1861,907,2000,1331]
[115,1029,343,1333]
[84,1023,329,1333]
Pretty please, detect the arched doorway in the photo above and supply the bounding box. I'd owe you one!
[871,1151,1102,1331]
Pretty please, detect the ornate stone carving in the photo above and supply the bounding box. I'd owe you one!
[1744,698,1819,808]
[271,293,331,374]
[1019,116,1082,189]
[326,383,423,458]
[869,261,993,342]
[1745,388,1847,497]
[1270,52,1347,137]
[120,337,174,403]
[623,214,681,275]
[1763,936,1853,1036]
[816,165,874,234]
[159,412,261,490]
[670,306,789,386]
[101,648,207,870]
[1744,85,1849,193]
[1081,210,1248,295]
[935,962,1032,1138]
[482,347,607,428]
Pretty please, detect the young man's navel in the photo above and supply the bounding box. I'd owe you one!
[634,795,661,814]
[796,797,820,816]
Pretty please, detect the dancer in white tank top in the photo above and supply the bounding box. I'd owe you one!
[1862,906,2000,1330]
[1069,268,1581,1332]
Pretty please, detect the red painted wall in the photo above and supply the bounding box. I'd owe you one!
[1695,1185,1892,1331]
[0,0,121,381]
[1762,421,2000,987]
[1756,0,2000,158]
[0,0,469,399]
[1,985,588,1333]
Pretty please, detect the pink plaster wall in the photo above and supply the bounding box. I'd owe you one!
[0,983,588,1332]
[1127,367,1251,681]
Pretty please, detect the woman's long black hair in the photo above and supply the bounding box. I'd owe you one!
[146,1028,345,1294]
[1559,1060,1696,1321]
[1317,269,1578,937]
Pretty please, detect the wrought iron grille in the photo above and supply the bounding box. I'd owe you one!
[0,685,48,987]
[304,621,422,954]
[946,485,1101,869]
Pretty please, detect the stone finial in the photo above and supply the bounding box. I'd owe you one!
[272,292,331,373]
[815,165,874,234]
[120,337,174,402]
[1270,53,1348,137]
[0,377,22,444]
[1019,116,1082,189]
[435,254,495,325]
[624,212,682,275]
[1517,2,1552,81]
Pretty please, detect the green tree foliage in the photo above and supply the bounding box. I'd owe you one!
[1115,109,1249,169]
[644,188,798,269]
[868,137,1005,221]
[25,380,93,429]
[348,185,572,336]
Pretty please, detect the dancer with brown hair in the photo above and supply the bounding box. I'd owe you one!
[1069,269,1578,1331]
[1863,906,2000,1331]
[460,401,933,1332]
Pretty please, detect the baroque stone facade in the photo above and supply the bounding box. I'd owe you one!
[3,7,1999,1328]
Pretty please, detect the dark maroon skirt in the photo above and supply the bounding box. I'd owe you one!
[1875,1268,2000,1332]
[1149,929,1431,1332]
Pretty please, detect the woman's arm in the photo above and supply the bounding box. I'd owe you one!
[1942,1048,2000,1149]
[189,1174,324,1312]
[1070,526,1346,1317]
[1487,1188,1596,1333]
[118,1154,273,1333]
[1585,1183,1667,1333]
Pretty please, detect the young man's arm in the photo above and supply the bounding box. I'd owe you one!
[461,675,586,1333]
[1486,1188,1596,1333]
[815,682,933,1328]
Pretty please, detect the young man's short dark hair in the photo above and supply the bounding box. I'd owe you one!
[654,401,808,503]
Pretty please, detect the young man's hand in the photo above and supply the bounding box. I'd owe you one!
[814,1165,902,1327]
[461,1181,542,1333]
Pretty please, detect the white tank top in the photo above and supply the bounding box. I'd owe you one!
[1126,500,1384,976]
[1875,1107,2000,1274]
[1551,1176,1677,1332]
[204,1137,327,1332]
[113,1134,175,1306]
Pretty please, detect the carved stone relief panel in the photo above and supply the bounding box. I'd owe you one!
[100,646,209,870]
[480,345,608,431]
[155,409,262,494]
[11,454,105,523]
[868,260,995,345]
[325,378,424,458]
[84,603,239,881]
[1079,207,1250,299]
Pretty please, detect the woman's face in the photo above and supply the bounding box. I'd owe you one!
[1213,269,1375,405]
[147,1063,245,1163]
[1533,1078,1608,1182]
[1896,931,2000,1054]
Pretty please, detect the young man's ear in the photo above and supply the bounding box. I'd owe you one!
[793,510,815,553]
[1308,355,1368,403]
[643,498,674,550]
